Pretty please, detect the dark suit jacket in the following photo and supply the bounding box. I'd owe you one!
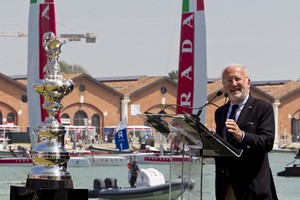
[214,94,278,200]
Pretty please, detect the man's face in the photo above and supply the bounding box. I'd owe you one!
[222,66,250,104]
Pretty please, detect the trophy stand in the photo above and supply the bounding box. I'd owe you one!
[145,112,243,200]
[10,32,88,200]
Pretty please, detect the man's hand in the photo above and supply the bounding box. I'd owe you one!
[225,119,243,141]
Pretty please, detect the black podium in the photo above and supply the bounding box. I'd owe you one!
[10,186,88,200]
[145,112,243,200]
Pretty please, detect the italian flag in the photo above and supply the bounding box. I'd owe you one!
[182,0,204,12]
[176,0,207,122]
[27,0,56,147]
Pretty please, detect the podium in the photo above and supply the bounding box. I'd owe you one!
[145,112,243,157]
[145,112,243,200]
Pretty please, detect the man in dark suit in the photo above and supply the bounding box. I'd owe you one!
[214,64,278,200]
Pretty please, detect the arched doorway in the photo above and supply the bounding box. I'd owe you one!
[74,110,88,126]
[291,111,300,142]
[92,114,100,142]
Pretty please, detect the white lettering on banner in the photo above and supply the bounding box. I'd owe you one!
[180,92,191,106]
[42,5,50,20]
[182,40,193,53]
[117,131,123,139]
[183,14,194,28]
[176,12,195,114]
[181,66,192,80]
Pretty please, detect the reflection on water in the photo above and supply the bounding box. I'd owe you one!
[1,152,300,199]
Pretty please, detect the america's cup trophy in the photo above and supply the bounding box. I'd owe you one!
[26,32,74,189]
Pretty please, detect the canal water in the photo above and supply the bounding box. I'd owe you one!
[1,152,299,199]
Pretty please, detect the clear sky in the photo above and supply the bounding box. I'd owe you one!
[0,0,299,81]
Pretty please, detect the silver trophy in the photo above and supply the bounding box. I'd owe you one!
[26,32,74,189]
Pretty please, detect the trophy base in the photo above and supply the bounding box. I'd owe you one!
[10,185,88,200]
[26,178,73,189]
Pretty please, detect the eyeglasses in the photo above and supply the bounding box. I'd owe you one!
[223,77,248,85]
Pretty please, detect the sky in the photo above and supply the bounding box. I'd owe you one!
[0,0,300,81]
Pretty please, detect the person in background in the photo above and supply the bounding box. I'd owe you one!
[127,161,132,185]
[130,160,139,188]
[214,63,278,200]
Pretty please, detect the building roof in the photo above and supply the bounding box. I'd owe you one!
[207,79,223,96]
[100,76,166,95]
[0,73,26,90]
[95,76,141,82]
[72,73,124,97]
[207,78,300,100]
[10,74,300,101]
[254,80,300,100]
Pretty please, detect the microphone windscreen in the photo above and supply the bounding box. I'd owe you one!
[216,91,223,96]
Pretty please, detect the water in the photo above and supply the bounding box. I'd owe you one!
[1,152,299,200]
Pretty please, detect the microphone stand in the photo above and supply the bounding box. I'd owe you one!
[192,90,223,200]
[194,91,223,121]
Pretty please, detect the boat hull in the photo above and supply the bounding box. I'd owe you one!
[0,156,127,167]
[88,156,128,166]
[89,179,194,200]
[0,157,32,166]
[277,164,300,176]
[89,145,133,154]
[128,153,200,164]
[68,157,91,167]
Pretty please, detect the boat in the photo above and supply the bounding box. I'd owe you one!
[0,156,91,167]
[89,145,198,165]
[87,155,128,166]
[68,157,91,167]
[277,150,300,176]
[271,143,298,153]
[0,138,28,158]
[88,145,133,155]
[127,153,200,165]
[0,155,127,167]
[88,168,195,200]
[272,148,298,153]
[0,148,28,158]
[0,157,32,166]
[277,160,300,177]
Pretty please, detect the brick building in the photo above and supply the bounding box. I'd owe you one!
[1,72,300,147]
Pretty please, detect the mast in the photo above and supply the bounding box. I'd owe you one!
[27,0,57,147]
[176,0,207,122]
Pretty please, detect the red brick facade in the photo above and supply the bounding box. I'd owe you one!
[1,73,300,146]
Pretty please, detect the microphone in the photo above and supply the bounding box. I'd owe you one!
[224,92,228,105]
[195,90,223,119]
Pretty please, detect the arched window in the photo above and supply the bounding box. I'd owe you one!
[61,113,70,125]
[7,112,15,124]
[74,110,87,126]
[61,113,70,119]
[92,114,100,135]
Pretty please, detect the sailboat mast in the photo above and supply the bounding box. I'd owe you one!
[27,0,57,147]
[176,0,207,121]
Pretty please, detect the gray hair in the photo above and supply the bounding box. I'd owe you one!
[221,63,250,80]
